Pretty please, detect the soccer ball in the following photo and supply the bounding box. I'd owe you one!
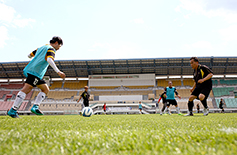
[82,107,93,117]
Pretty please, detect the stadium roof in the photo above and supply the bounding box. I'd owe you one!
[0,57,237,79]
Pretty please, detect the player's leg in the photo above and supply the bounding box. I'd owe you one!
[166,101,171,115]
[7,83,33,118]
[79,103,85,115]
[199,88,211,116]
[184,95,196,116]
[31,83,49,115]
[199,94,208,116]
[174,100,181,115]
[161,102,167,115]
[164,101,170,114]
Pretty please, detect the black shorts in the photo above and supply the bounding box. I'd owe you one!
[191,87,211,99]
[219,106,223,109]
[166,99,177,106]
[104,109,106,112]
[84,102,89,107]
[25,73,46,87]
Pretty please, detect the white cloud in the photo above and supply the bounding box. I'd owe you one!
[0,3,15,22]
[0,3,35,27]
[219,25,237,41]
[176,0,237,23]
[130,18,144,24]
[0,2,36,48]
[0,26,9,48]
[13,18,36,28]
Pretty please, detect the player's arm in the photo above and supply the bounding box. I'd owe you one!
[198,73,213,83]
[77,92,84,103]
[190,82,196,92]
[47,58,65,78]
[46,48,66,78]
[175,88,181,99]
[77,96,82,103]
[28,49,37,58]
[163,89,167,98]
[198,66,213,83]
[157,96,162,103]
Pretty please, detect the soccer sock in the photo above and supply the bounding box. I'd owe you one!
[12,91,26,110]
[34,92,46,106]
[164,107,168,113]
[201,99,208,109]
[188,101,194,114]
[176,107,180,114]
[162,104,166,112]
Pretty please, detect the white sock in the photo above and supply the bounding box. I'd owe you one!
[164,107,168,113]
[12,91,26,110]
[176,107,180,114]
[34,92,46,106]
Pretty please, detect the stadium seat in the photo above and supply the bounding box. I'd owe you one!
[50,81,63,89]
[183,79,194,86]
[63,80,88,89]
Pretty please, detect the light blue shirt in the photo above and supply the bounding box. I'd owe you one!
[166,87,176,100]
[139,104,142,109]
[23,45,56,79]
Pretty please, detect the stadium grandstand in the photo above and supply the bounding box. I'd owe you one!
[1,56,237,115]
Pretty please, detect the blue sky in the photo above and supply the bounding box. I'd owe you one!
[0,0,237,62]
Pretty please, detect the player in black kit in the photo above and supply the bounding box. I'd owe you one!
[185,57,213,116]
[157,88,167,115]
[219,98,225,113]
[77,86,90,108]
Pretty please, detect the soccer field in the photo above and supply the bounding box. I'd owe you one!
[1,113,237,155]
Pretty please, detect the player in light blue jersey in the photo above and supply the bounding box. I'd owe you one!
[7,36,66,118]
[138,101,143,114]
[164,81,182,115]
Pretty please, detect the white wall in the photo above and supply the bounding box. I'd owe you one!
[89,74,155,87]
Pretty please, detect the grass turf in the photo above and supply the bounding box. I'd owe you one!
[0,113,237,155]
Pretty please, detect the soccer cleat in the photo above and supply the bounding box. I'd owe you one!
[160,113,163,115]
[7,108,20,118]
[31,105,44,115]
[184,112,193,116]
[203,108,209,116]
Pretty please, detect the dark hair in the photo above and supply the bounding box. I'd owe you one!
[50,36,63,45]
[190,57,199,62]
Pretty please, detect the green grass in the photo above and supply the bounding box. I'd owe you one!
[0,113,237,155]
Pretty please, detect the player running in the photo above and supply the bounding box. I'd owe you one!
[164,81,182,115]
[157,87,167,115]
[185,57,213,116]
[219,98,225,113]
[77,86,90,109]
[7,36,65,118]
[138,101,142,114]
[102,103,107,115]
